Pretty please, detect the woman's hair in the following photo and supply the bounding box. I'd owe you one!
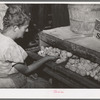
[3,5,31,30]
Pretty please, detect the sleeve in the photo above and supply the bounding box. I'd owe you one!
[4,44,28,66]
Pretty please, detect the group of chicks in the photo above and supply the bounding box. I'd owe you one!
[38,46,100,82]
[65,56,100,82]
[38,46,72,64]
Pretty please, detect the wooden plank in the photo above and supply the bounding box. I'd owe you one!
[51,4,69,28]
[26,50,100,88]
[44,67,84,88]
[39,32,100,64]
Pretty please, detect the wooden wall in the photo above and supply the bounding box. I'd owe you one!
[51,4,70,28]
[31,4,70,30]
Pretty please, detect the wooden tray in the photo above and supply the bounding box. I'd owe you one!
[39,31,100,64]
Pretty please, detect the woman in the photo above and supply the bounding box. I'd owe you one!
[0,5,58,88]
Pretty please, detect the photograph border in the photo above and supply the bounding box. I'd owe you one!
[0,0,100,99]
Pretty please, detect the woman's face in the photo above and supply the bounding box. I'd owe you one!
[16,24,29,39]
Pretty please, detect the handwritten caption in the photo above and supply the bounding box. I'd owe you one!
[53,90,64,93]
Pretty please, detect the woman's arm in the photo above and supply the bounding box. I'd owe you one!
[14,56,58,76]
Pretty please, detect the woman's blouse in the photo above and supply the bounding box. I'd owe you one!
[0,33,28,77]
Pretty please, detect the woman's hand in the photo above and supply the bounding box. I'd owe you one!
[45,56,60,61]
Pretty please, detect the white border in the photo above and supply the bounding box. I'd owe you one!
[0,89,100,99]
[1,2,100,4]
[1,89,100,99]
[0,2,100,99]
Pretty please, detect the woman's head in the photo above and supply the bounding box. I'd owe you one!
[3,5,31,30]
[2,5,31,39]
